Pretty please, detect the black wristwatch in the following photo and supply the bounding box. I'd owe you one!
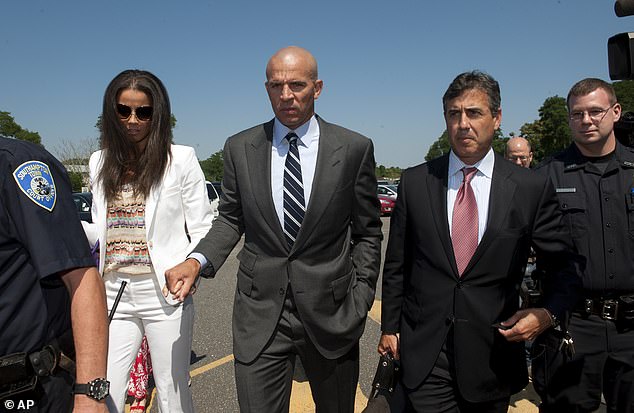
[74,378,110,401]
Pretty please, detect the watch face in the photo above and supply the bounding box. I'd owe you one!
[90,379,110,401]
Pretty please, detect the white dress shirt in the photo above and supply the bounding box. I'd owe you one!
[447,148,495,243]
[271,116,320,229]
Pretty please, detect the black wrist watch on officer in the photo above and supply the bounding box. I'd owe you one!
[73,377,110,401]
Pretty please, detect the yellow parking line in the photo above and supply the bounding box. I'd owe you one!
[290,381,369,412]
[144,301,383,412]
[368,298,381,324]
[190,354,234,377]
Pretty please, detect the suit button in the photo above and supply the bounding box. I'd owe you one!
[456,283,463,289]
[279,288,285,295]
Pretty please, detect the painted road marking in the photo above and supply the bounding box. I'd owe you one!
[139,298,540,412]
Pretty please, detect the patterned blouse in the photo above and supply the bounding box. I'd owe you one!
[104,185,152,274]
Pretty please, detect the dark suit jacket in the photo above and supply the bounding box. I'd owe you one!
[381,153,582,402]
[195,116,383,363]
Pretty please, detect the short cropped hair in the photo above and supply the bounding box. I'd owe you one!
[567,78,617,109]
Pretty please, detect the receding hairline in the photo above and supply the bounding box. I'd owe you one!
[265,46,318,80]
[506,136,532,152]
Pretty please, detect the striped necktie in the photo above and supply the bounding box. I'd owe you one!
[452,167,478,276]
[283,132,305,248]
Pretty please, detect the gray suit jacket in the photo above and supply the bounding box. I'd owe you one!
[195,116,382,363]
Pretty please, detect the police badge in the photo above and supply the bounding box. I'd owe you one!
[13,161,57,211]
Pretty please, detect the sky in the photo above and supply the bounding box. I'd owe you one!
[2,0,634,168]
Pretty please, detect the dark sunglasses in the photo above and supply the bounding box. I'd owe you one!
[116,104,153,121]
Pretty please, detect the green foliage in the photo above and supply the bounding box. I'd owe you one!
[519,96,570,162]
[200,150,224,181]
[613,80,634,112]
[425,130,451,161]
[376,165,402,180]
[67,171,85,192]
[0,111,42,145]
[424,129,507,162]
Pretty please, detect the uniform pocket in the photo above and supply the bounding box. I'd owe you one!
[557,192,587,237]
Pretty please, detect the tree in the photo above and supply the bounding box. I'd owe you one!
[425,129,507,162]
[0,111,42,144]
[375,165,401,180]
[200,150,224,181]
[51,137,99,193]
[425,130,451,161]
[52,137,99,165]
[519,96,570,162]
[67,171,85,192]
[613,80,634,112]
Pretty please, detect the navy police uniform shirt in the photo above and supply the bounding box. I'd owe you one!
[536,141,634,294]
[0,137,95,356]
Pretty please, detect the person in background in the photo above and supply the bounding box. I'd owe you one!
[82,69,213,413]
[505,136,533,168]
[0,137,108,412]
[379,71,582,413]
[534,77,634,412]
[164,46,382,413]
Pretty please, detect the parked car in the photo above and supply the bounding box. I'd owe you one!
[378,194,395,216]
[377,184,397,200]
[210,181,223,198]
[206,181,220,218]
[72,192,93,223]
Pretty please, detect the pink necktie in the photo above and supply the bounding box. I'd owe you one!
[452,167,478,276]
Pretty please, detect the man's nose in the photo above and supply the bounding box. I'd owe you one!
[281,84,293,100]
[459,112,470,129]
[514,158,523,166]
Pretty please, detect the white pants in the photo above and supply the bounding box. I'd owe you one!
[104,272,194,413]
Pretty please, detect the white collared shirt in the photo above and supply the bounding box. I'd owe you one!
[447,148,495,243]
[271,116,320,229]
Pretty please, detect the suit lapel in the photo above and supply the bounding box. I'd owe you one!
[427,156,458,275]
[245,120,288,249]
[291,118,344,253]
[463,154,516,276]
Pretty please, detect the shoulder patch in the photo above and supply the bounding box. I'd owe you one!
[13,161,57,211]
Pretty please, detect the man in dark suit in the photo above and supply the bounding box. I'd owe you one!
[378,71,582,412]
[165,46,382,413]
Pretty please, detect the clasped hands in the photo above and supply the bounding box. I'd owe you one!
[162,258,201,302]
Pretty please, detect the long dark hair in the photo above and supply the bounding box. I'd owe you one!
[97,69,173,202]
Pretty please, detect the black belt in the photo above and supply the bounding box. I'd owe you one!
[573,294,634,323]
[0,341,75,399]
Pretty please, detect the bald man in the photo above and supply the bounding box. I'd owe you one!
[505,136,533,168]
[165,46,382,413]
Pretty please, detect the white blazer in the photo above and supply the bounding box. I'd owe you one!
[82,144,213,305]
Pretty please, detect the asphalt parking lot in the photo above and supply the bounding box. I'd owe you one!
[141,217,604,412]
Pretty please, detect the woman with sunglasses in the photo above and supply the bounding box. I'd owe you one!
[82,69,213,413]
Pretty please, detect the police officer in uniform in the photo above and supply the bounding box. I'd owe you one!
[535,78,634,412]
[0,137,108,412]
